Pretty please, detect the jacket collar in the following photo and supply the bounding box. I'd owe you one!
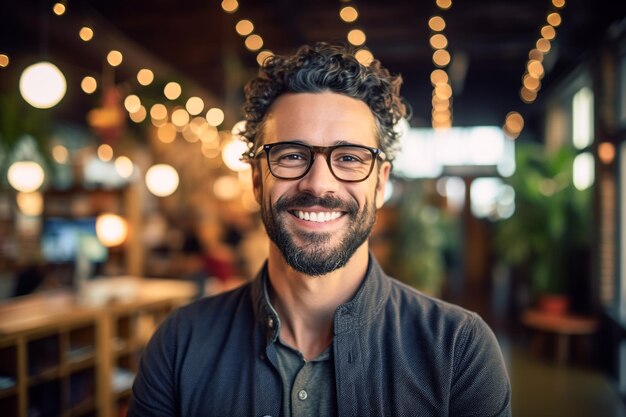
[250,253,392,341]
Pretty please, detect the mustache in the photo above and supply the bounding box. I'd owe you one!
[274,193,357,214]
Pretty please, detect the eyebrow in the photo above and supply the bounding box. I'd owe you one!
[276,139,369,147]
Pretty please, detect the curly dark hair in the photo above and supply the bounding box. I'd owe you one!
[241,43,409,161]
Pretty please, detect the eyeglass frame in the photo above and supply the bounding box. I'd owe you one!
[248,141,387,183]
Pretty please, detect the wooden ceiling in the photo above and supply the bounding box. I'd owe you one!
[3,0,626,134]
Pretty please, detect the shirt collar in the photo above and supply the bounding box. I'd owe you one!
[250,253,392,341]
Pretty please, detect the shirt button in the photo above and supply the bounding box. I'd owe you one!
[298,389,308,400]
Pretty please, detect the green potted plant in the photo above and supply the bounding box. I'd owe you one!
[386,181,447,296]
[493,142,591,314]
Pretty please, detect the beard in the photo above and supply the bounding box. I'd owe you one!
[261,192,377,276]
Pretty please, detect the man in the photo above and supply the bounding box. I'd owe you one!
[129,43,511,417]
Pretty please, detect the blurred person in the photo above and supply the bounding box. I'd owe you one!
[129,43,511,417]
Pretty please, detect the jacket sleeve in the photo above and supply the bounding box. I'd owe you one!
[127,311,180,417]
[449,313,512,417]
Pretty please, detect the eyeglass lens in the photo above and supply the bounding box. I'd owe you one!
[267,143,375,181]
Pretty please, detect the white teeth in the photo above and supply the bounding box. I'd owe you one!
[297,210,341,223]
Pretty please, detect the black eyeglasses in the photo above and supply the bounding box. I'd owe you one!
[249,141,386,182]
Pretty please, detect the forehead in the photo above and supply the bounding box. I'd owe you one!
[262,92,377,146]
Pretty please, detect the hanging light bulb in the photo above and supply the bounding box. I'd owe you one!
[7,161,45,192]
[96,213,128,247]
[145,164,179,197]
[19,62,66,109]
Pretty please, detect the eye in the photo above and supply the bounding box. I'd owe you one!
[270,145,311,166]
[333,147,371,165]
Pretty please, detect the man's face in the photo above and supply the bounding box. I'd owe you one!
[252,92,390,275]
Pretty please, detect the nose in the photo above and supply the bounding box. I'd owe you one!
[297,154,340,196]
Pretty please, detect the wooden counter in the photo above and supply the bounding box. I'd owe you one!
[0,277,196,417]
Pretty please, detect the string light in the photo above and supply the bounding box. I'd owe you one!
[235,20,254,36]
[164,82,182,100]
[221,0,239,13]
[428,3,452,130]
[339,6,359,23]
[79,27,94,41]
[137,69,154,86]
[0,54,8,68]
[503,1,566,138]
[245,34,264,51]
[347,29,366,46]
[106,50,123,67]
[355,48,374,66]
[52,2,66,16]
[256,50,274,66]
[81,76,98,94]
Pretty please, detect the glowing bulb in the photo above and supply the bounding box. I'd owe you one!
[19,62,66,109]
[129,106,147,123]
[433,49,451,67]
[107,50,123,67]
[79,27,93,41]
[245,34,264,51]
[436,0,452,10]
[186,97,204,115]
[222,139,250,172]
[235,19,254,36]
[355,49,374,66]
[504,111,524,134]
[96,213,128,247]
[7,161,45,192]
[16,192,43,216]
[157,123,177,143]
[536,38,551,53]
[256,50,274,66]
[164,82,182,100]
[137,68,154,86]
[53,2,66,15]
[347,29,366,46]
[145,164,179,197]
[541,25,556,40]
[52,145,69,163]
[171,108,190,127]
[150,104,168,120]
[598,142,615,164]
[97,144,113,161]
[340,6,358,23]
[124,95,141,113]
[527,60,544,78]
[547,12,562,27]
[221,0,239,13]
[0,54,8,68]
[428,16,445,31]
[552,0,565,8]
[206,107,225,126]
[81,76,97,94]
[430,34,448,50]
[430,69,449,86]
[115,156,134,178]
[434,83,452,100]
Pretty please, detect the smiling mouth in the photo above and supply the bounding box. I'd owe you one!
[291,210,343,223]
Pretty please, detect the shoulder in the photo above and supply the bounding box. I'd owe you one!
[164,282,254,332]
[386,277,477,324]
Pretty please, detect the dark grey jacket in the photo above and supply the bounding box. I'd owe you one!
[129,255,511,417]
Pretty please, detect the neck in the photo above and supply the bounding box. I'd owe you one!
[267,244,369,360]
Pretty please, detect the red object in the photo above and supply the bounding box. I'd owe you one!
[538,294,570,316]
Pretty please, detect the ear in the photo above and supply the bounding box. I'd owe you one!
[375,161,391,209]
[251,162,262,204]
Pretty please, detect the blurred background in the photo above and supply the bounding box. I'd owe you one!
[1,0,626,416]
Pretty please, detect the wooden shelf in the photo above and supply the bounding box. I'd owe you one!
[0,277,196,417]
